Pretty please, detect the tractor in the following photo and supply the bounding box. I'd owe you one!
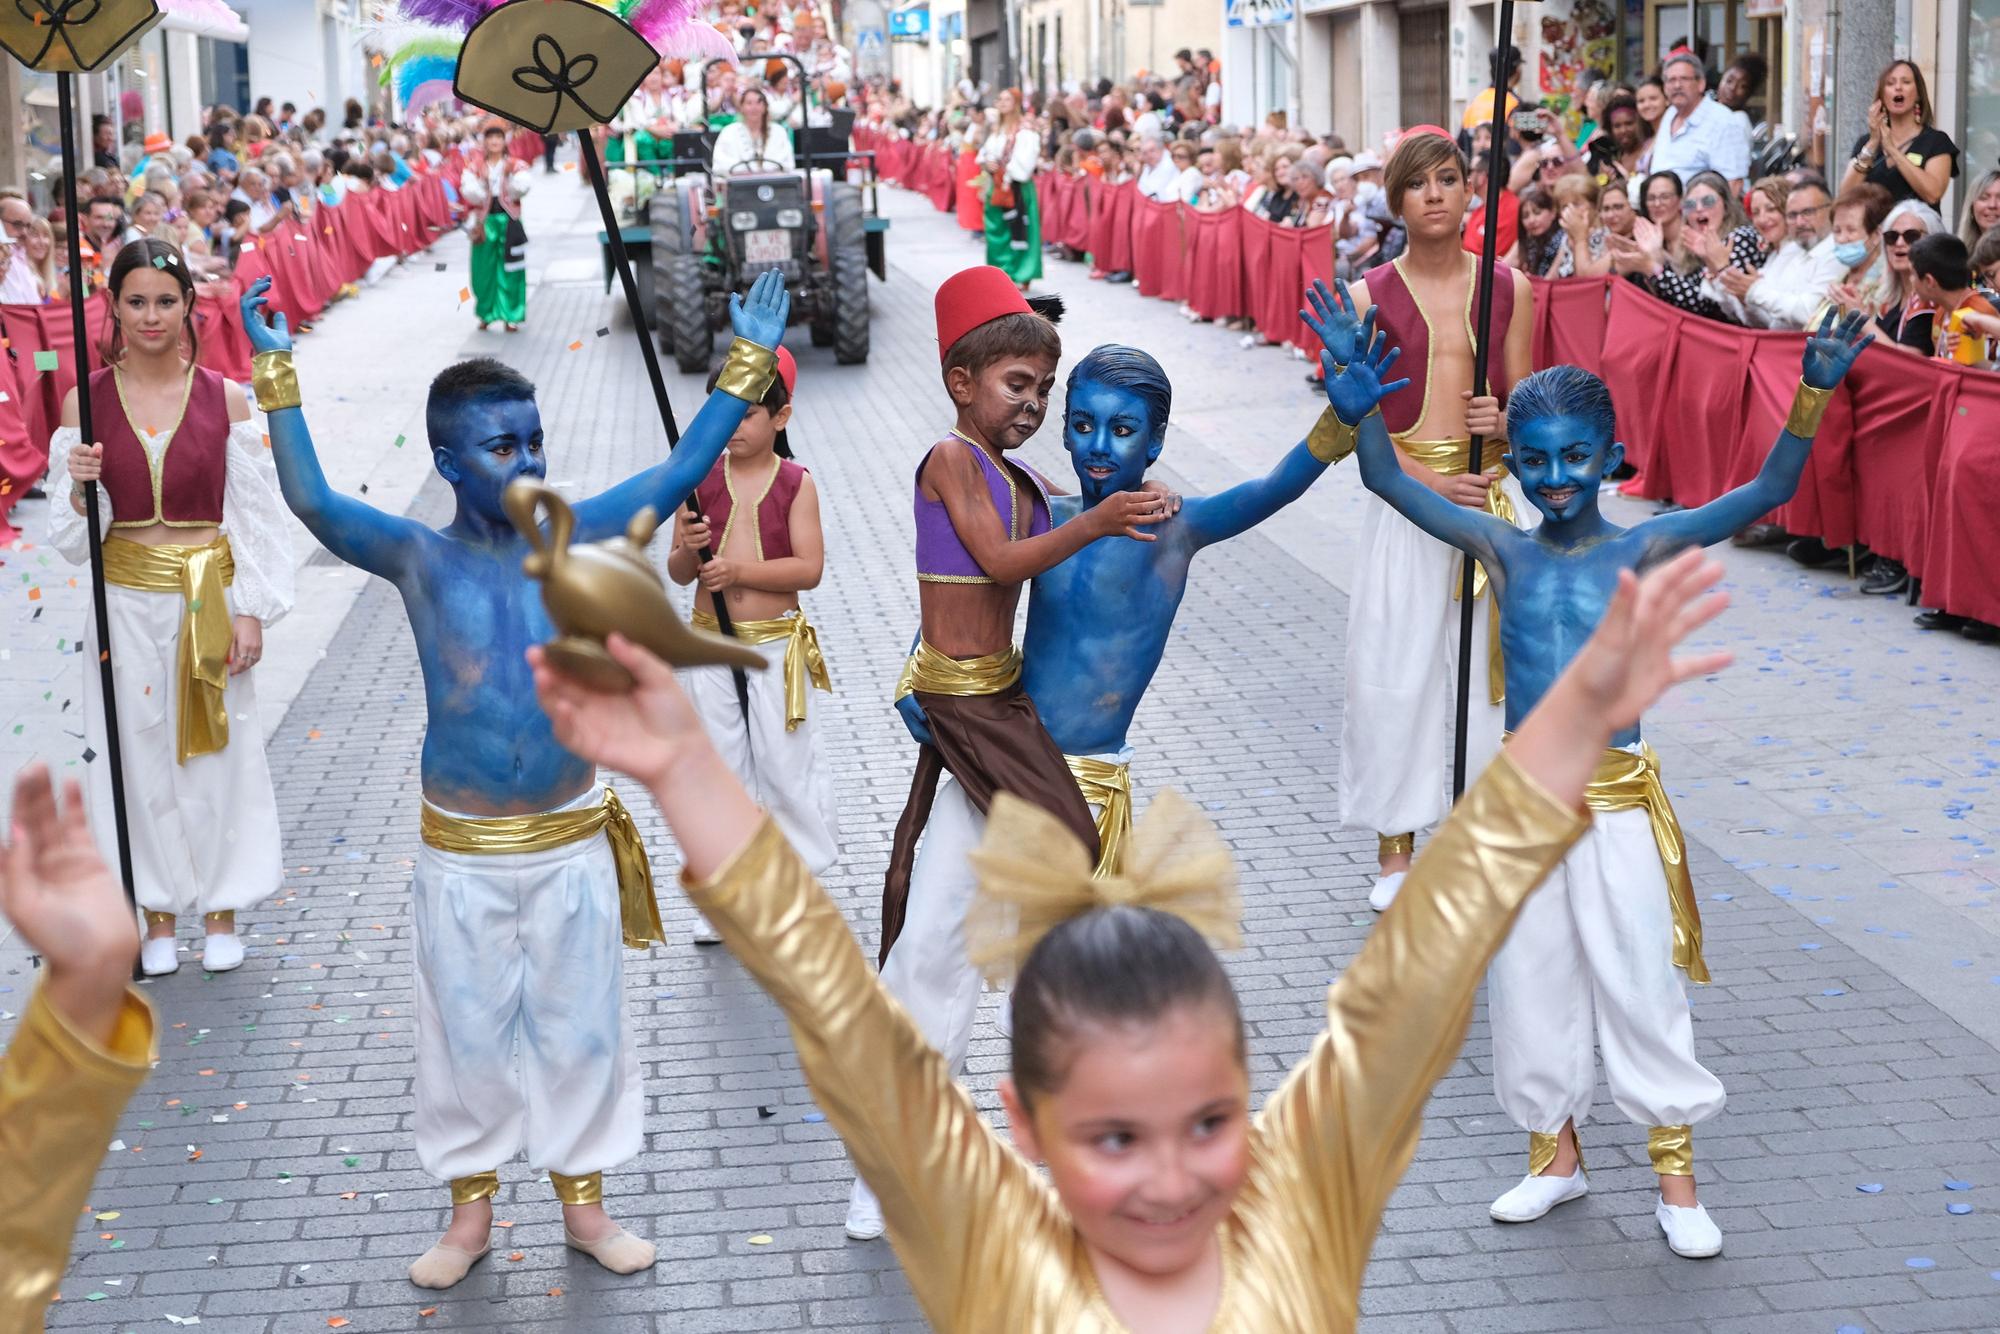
[645,53,886,372]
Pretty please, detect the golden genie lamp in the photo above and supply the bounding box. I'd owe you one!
[504,479,766,689]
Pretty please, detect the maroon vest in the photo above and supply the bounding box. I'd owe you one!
[92,365,230,529]
[695,456,808,561]
[1364,256,1516,436]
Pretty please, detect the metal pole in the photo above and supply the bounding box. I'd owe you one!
[1451,0,1515,799]
[575,129,752,728]
[57,72,141,939]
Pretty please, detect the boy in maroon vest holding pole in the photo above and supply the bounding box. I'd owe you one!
[671,347,839,939]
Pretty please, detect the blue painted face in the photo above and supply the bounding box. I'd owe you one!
[1505,412,1623,527]
[1063,377,1164,503]
[431,394,547,526]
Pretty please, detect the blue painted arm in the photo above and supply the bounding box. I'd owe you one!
[244,280,426,582]
[570,271,792,542]
[1180,440,1333,548]
[1637,312,1874,557]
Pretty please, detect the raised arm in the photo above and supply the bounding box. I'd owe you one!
[1304,280,1520,573]
[244,278,427,582]
[571,270,792,542]
[530,638,1034,1323]
[1637,311,1872,555]
[927,441,1162,583]
[1256,550,1734,1290]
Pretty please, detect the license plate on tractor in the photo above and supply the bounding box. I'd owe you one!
[745,230,789,264]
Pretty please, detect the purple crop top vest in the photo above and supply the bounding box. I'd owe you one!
[914,432,1053,583]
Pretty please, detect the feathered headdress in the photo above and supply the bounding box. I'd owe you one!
[388,0,735,62]
[965,790,1242,985]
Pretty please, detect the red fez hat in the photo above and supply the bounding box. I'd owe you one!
[775,345,797,396]
[934,265,1033,363]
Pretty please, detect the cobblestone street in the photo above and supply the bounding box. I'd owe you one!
[3,163,1998,1333]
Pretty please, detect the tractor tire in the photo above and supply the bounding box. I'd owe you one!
[650,185,714,374]
[826,181,871,364]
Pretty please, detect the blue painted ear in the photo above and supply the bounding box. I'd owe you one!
[1606,440,1626,475]
[1145,430,1165,466]
[433,446,460,485]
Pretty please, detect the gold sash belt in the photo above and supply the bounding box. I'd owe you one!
[892,639,1023,702]
[1065,754,1133,879]
[692,609,832,731]
[1584,744,1709,984]
[102,535,236,764]
[419,787,664,949]
[1397,436,1511,704]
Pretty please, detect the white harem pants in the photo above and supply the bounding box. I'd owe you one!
[1487,801,1726,1149]
[683,634,840,875]
[1340,478,1534,843]
[411,790,644,1183]
[83,581,282,919]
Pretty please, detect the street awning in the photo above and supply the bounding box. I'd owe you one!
[158,0,249,41]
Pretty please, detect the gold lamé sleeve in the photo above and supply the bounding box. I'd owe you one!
[683,818,1055,1328]
[1254,753,1586,1293]
[0,986,155,1329]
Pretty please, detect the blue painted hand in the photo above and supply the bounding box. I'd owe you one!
[728,268,793,348]
[1801,308,1874,390]
[240,276,291,356]
[1324,324,1411,426]
[895,692,934,747]
[1301,278,1369,369]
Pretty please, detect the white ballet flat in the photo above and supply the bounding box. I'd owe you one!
[691,912,721,945]
[1656,1197,1722,1257]
[1490,1169,1588,1223]
[202,932,246,973]
[140,936,180,977]
[1368,871,1407,913]
[844,1177,885,1241]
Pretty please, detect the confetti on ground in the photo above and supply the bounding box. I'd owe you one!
[507,1251,526,1262]
[327,1319,350,1329]
[547,1288,563,1297]
[1857,1183,1883,1193]
[568,340,584,351]
[419,1309,437,1318]
[747,1234,772,1246]
[94,1211,119,1220]
[1948,1203,1973,1215]
[458,287,471,303]
[1906,1256,1936,1269]
[1945,1180,1973,1190]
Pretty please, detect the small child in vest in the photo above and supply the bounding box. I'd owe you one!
[670,346,838,943]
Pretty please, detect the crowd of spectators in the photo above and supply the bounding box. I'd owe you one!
[2,97,480,311]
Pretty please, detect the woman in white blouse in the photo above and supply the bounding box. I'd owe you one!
[976,90,1042,289]
[711,87,796,176]
[459,122,533,330]
[45,238,294,978]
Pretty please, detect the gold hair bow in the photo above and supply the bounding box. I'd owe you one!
[965,789,1243,985]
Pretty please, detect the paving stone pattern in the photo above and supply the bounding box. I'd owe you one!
[6,176,1998,1334]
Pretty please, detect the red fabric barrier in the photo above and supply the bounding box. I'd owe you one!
[1088,181,1135,274]
[958,153,986,231]
[510,130,544,165]
[1297,232,1335,360]
[193,283,254,383]
[1919,369,2000,624]
[1131,197,1183,301]
[1061,176,1094,252]
[925,145,955,212]
[1530,276,1611,378]
[1743,335,1857,548]
[1,304,56,453]
[0,342,38,537]
[1653,314,1753,510]
[1846,348,1958,569]
[1599,280,1685,497]
[1245,217,1325,349]
[1180,207,1245,322]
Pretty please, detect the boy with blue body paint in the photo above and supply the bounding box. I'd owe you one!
[242,270,792,1289]
[1312,276,1873,1258]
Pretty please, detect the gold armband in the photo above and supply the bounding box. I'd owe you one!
[251,350,301,412]
[1785,379,1835,438]
[714,337,778,404]
[1307,404,1376,465]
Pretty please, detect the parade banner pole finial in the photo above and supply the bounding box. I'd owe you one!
[0,0,169,937]
[1453,0,1526,800]
[450,0,754,725]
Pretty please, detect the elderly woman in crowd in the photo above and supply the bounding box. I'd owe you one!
[1548,174,1611,277]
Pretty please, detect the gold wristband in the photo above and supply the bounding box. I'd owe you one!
[251,349,301,412]
[714,337,778,404]
[1785,379,1835,437]
[1307,403,1376,465]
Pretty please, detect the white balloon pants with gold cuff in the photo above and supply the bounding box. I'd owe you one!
[1338,473,1531,845]
[1486,793,1725,1175]
[410,789,643,1185]
[877,748,1128,1079]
